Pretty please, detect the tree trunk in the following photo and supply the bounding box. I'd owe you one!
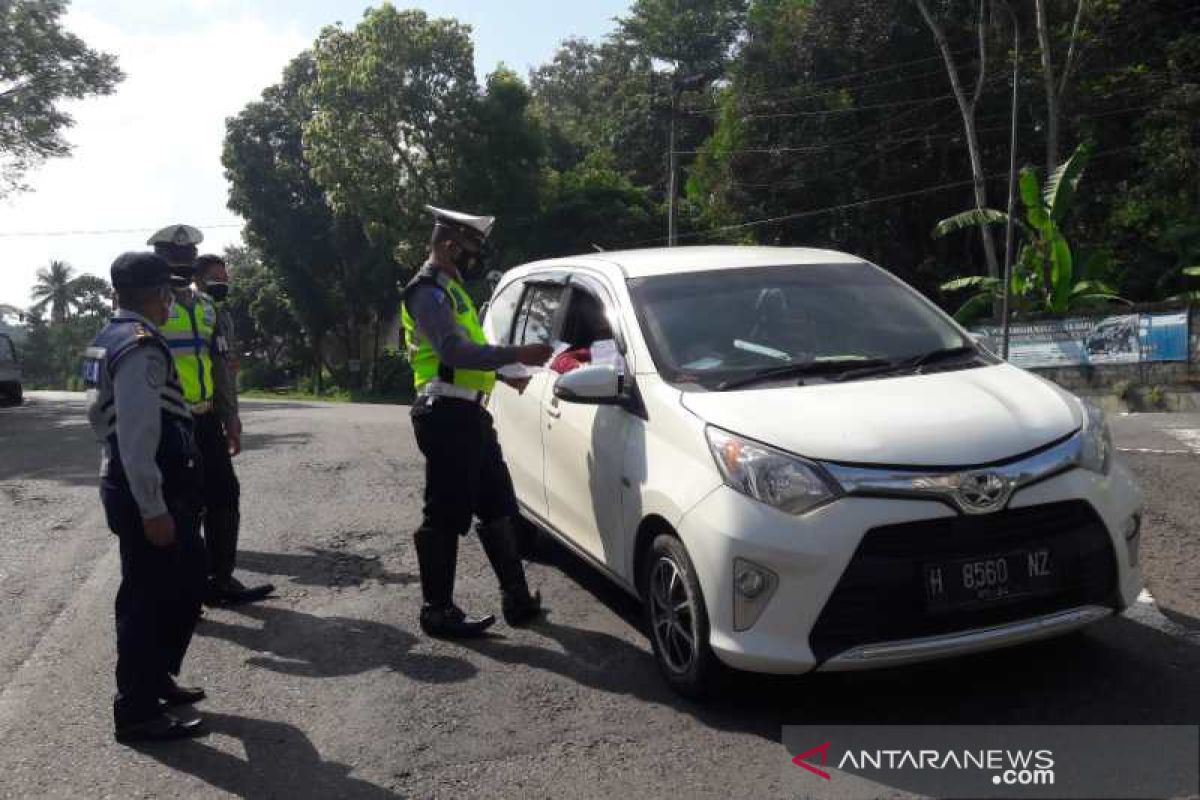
[914,0,1001,280]
[1034,0,1060,174]
[1035,0,1085,175]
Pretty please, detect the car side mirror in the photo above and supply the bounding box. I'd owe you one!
[554,364,624,405]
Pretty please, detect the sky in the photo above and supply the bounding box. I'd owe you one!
[0,0,630,311]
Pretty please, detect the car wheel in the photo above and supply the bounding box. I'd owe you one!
[641,533,722,698]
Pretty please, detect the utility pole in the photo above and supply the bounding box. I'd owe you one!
[999,2,1021,360]
[666,71,710,247]
[668,87,680,247]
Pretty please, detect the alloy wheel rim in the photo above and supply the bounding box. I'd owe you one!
[649,555,697,675]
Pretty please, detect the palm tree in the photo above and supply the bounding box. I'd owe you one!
[29,260,78,323]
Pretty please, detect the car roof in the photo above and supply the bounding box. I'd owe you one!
[505,245,868,281]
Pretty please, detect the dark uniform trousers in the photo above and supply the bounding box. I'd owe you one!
[102,471,206,724]
[411,396,520,605]
[193,411,241,583]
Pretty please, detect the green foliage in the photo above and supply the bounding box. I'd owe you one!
[937,144,1128,322]
[303,6,478,256]
[0,0,124,195]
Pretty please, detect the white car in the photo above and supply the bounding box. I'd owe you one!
[482,246,1143,697]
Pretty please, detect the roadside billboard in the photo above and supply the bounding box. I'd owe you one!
[972,312,1190,369]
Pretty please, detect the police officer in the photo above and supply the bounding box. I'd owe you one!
[148,224,272,606]
[85,252,207,743]
[403,206,552,637]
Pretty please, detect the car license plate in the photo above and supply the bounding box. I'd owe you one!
[924,548,1056,612]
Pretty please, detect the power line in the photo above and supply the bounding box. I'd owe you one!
[624,145,1142,248]
[0,222,242,239]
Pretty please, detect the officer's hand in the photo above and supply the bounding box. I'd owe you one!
[500,374,531,395]
[142,514,176,548]
[227,417,243,457]
[514,343,554,366]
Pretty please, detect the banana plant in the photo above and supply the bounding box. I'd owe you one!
[934,143,1125,323]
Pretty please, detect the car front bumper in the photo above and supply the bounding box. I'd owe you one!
[676,461,1143,674]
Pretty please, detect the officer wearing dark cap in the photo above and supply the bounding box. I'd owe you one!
[402,206,552,637]
[84,252,207,743]
[148,224,272,607]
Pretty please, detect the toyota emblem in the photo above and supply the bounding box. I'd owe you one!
[955,472,1010,514]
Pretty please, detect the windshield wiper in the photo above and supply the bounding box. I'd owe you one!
[716,358,893,391]
[827,345,979,383]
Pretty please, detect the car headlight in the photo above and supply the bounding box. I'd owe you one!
[705,426,840,515]
[1078,402,1113,475]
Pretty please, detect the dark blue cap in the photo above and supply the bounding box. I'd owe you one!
[110,252,173,290]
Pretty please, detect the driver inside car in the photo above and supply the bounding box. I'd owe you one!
[550,293,615,374]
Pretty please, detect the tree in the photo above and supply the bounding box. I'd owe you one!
[224,52,354,391]
[0,0,124,195]
[1033,0,1085,173]
[303,6,478,260]
[70,274,112,319]
[29,260,77,322]
[914,0,1001,280]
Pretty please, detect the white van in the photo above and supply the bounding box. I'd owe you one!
[482,246,1143,697]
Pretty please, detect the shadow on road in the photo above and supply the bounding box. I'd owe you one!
[135,711,400,799]
[198,602,475,684]
[515,535,1200,740]
[237,547,418,589]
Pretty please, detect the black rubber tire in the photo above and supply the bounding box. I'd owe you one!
[640,533,723,699]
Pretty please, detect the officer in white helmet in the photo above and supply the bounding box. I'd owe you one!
[401,206,551,637]
[148,224,273,606]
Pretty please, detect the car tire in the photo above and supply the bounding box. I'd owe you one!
[641,533,723,699]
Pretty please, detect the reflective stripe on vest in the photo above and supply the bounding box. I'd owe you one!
[401,271,496,394]
[160,294,216,403]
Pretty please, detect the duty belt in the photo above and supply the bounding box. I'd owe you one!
[418,381,489,406]
[189,400,214,415]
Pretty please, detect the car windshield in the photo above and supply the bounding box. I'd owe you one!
[627,262,974,390]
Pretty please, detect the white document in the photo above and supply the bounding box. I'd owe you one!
[497,363,532,379]
[591,339,619,366]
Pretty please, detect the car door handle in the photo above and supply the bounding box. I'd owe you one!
[545,404,562,419]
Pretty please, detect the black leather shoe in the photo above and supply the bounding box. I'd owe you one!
[205,577,275,607]
[502,589,544,627]
[159,677,206,707]
[115,713,205,744]
[419,604,496,638]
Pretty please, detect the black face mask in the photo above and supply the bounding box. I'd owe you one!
[206,282,229,302]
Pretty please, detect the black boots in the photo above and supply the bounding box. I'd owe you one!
[478,518,543,627]
[418,603,496,638]
[414,518,543,637]
[414,525,496,637]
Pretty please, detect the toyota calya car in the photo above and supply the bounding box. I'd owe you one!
[482,246,1143,697]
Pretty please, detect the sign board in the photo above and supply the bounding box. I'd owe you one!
[972,312,1189,369]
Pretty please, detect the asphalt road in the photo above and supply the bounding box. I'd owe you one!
[0,392,1197,799]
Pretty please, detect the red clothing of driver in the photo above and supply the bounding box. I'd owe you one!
[550,347,592,374]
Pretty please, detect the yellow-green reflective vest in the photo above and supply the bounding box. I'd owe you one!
[161,293,216,403]
[401,268,496,394]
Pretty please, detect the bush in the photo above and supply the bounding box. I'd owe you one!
[238,359,292,390]
[370,349,414,401]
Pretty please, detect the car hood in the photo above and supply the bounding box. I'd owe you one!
[679,364,1081,467]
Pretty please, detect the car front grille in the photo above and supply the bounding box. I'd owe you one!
[810,500,1119,663]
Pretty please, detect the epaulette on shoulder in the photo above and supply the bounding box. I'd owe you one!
[133,324,154,341]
